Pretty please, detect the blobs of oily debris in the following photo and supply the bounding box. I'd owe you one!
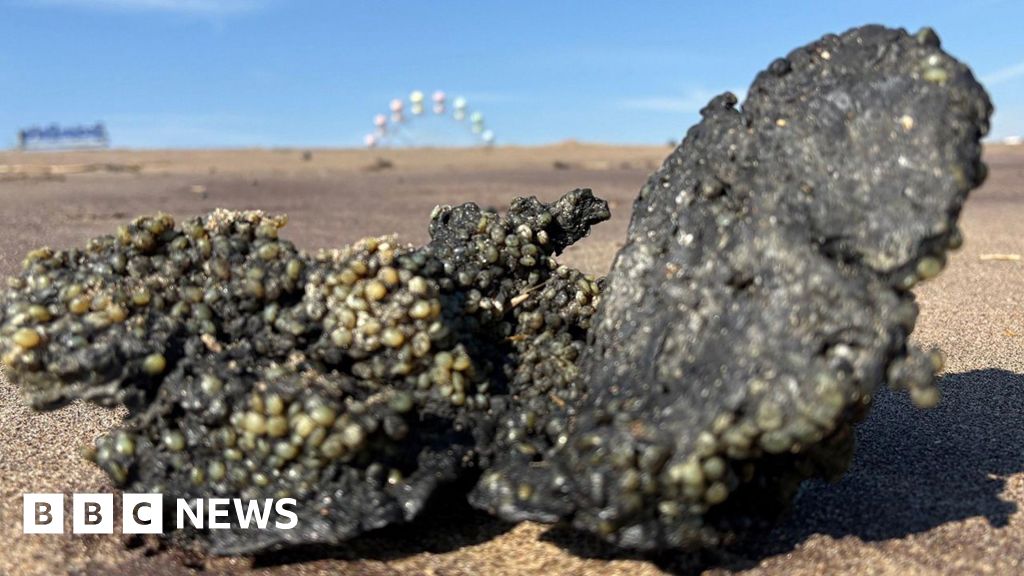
[469,24,991,551]
[0,190,608,554]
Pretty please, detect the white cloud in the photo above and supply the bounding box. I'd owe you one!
[25,0,266,14]
[982,60,1024,86]
[618,88,746,113]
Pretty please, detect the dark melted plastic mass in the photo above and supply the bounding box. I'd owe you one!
[469,25,991,550]
[0,25,993,554]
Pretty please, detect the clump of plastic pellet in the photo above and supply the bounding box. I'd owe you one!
[0,189,609,554]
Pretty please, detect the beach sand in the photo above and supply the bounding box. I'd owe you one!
[1,143,1022,575]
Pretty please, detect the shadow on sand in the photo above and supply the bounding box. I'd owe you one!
[541,368,1024,574]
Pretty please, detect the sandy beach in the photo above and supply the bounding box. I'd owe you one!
[1,143,1022,576]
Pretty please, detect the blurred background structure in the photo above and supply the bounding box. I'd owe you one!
[16,123,109,150]
[365,91,495,148]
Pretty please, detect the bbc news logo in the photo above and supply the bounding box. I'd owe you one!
[23,494,298,534]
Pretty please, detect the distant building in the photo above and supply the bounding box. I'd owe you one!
[16,123,109,150]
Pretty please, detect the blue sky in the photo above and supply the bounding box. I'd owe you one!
[1,0,1022,148]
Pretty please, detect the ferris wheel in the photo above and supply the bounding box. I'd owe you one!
[364,90,495,148]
